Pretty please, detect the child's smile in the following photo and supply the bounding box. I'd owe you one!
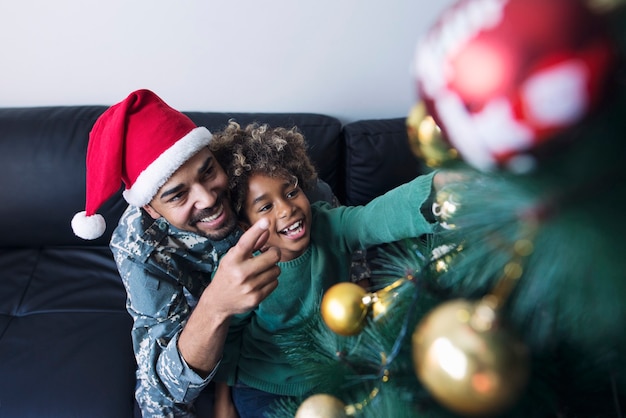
[280,219,305,239]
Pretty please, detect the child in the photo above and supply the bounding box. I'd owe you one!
[209,121,438,417]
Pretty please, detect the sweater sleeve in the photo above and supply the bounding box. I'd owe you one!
[312,171,437,252]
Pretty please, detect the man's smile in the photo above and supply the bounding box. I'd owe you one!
[192,202,225,226]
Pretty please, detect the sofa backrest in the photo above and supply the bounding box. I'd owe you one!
[0,106,342,248]
[342,117,427,206]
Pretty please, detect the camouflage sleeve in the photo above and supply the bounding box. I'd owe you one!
[113,254,216,417]
[350,248,372,284]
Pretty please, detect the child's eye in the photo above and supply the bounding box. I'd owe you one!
[286,189,299,199]
[259,203,272,213]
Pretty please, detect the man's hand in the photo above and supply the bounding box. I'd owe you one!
[177,218,280,376]
[207,218,281,317]
[178,219,280,376]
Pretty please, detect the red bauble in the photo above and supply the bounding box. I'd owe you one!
[414,0,615,172]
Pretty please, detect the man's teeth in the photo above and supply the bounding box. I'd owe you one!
[199,205,223,223]
[281,220,302,234]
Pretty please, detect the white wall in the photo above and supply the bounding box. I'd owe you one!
[0,0,455,123]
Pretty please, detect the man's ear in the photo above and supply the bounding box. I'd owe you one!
[143,204,161,220]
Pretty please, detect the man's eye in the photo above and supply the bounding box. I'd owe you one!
[201,167,214,180]
[168,191,186,204]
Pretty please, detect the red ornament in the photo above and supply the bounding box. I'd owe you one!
[414,0,615,172]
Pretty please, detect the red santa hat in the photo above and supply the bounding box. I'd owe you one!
[71,89,213,240]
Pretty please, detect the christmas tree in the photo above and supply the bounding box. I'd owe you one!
[272,0,626,417]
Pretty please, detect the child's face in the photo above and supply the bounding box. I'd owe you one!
[243,173,312,262]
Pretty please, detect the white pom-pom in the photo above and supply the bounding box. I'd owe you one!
[71,211,106,240]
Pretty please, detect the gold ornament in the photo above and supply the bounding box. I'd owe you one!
[406,102,457,167]
[432,187,461,230]
[585,0,625,13]
[321,282,370,336]
[412,298,529,416]
[371,278,407,320]
[295,393,348,418]
[431,244,462,274]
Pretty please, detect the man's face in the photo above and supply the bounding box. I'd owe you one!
[243,173,312,262]
[144,147,237,240]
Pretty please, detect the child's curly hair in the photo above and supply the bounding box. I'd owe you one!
[209,121,318,217]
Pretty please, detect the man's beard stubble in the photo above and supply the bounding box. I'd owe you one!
[190,195,238,241]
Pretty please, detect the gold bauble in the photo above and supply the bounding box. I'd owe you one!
[586,0,624,13]
[406,102,457,167]
[371,278,406,320]
[431,244,461,274]
[432,187,461,230]
[321,282,369,336]
[295,393,348,418]
[412,299,529,416]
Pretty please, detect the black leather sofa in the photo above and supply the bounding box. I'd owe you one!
[0,104,425,417]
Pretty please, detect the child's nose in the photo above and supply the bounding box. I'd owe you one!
[278,201,292,218]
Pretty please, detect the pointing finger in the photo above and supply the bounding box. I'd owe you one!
[235,218,271,257]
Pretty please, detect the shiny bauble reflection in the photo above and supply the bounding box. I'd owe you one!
[295,394,347,418]
[406,102,458,168]
[321,282,369,336]
[412,299,529,416]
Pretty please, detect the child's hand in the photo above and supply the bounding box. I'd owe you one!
[214,382,239,418]
[432,169,470,192]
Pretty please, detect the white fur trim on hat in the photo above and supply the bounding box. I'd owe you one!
[122,126,212,206]
[71,211,107,240]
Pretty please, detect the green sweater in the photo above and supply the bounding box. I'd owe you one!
[219,172,436,396]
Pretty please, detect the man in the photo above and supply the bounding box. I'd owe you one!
[72,89,283,417]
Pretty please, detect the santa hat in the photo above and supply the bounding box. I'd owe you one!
[71,89,213,240]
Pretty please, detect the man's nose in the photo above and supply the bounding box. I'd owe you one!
[192,184,217,209]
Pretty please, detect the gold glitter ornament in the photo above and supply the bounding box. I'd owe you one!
[295,394,348,418]
[412,298,530,416]
[321,282,369,336]
[371,278,407,320]
[432,187,461,230]
[586,0,625,12]
[431,244,462,274]
[406,102,458,167]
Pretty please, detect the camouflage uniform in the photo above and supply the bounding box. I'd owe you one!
[110,205,243,417]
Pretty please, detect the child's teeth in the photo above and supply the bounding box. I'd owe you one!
[283,221,302,233]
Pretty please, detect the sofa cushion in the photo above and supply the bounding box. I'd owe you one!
[341,117,427,206]
[0,246,135,417]
[0,106,125,247]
